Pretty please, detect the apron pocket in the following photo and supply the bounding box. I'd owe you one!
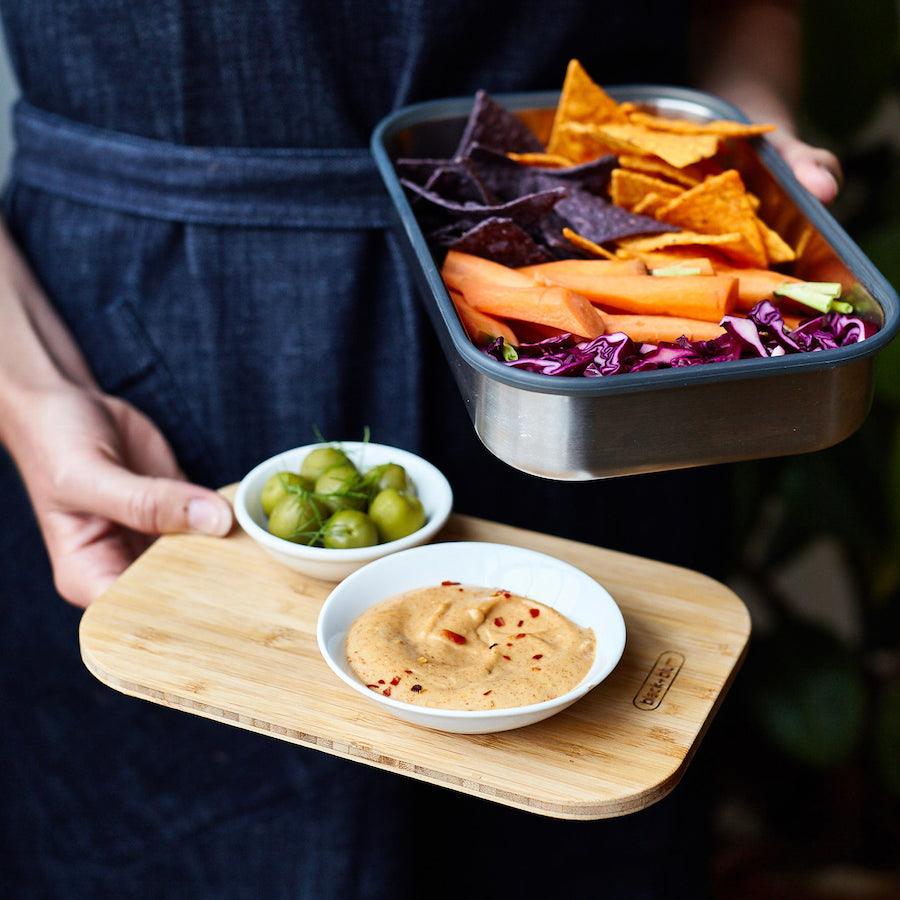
[77,295,211,481]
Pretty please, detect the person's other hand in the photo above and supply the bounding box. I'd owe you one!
[769,132,843,204]
[6,384,232,607]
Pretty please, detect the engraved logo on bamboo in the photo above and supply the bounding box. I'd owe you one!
[633,651,685,710]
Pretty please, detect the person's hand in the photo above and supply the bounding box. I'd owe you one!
[5,384,233,607]
[769,131,843,204]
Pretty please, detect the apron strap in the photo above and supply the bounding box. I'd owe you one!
[10,101,394,230]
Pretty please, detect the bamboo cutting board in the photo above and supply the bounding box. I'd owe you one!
[79,485,750,820]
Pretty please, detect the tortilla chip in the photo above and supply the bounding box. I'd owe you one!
[755,216,796,264]
[555,188,677,246]
[468,146,616,201]
[562,227,617,259]
[631,192,665,216]
[449,217,554,267]
[610,169,683,211]
[627,110,776,138]
[616,230,746,254]
[455,90,543,158]
[598,123,720,168]
[655,170,767,266]
[547,59,628,158]
[400,178,567,229]
[617,154,704,188]
[506,151,575,168]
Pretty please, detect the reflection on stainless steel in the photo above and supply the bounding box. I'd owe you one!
[373,88,899,481]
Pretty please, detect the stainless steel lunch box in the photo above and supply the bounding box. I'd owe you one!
[372,87,899,480]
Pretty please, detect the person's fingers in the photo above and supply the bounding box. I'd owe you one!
[104,395,186,480]
[59,459,233,537]
[777,138,843,204]
[41,511,137,607]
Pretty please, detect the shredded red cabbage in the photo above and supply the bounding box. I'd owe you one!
[482,300,872,377]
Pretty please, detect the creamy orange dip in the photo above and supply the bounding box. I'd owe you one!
[346,583,595,710]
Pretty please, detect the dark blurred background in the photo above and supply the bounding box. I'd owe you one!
[0,3,895,897]
[707,1,900,897]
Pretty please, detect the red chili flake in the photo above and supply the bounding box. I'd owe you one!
[366,684,379,689]
[458,588,464,592]
[404,669,412,674]
[390,676,400,686]
[506,643,513,647]
[441,629,467,645]
[532,654,543,660]
[411,684,423,692]
[483,690,492,696]
[382,687,392,696]
[493,617,505,627]
[377,679,385,685]
[515,633,526,639]
[503,592,511,598]
[502,655,511,661]
[441,580,460,586]
[529,608,540,618]
[517,620,524,627]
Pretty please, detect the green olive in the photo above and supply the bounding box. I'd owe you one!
[260,471,313,516]
[315,463,367,513]
[368,488,426,543]
[299,446,352,482]
[267,493,327,544]
[364,463,412,499]
[322,509,380,549]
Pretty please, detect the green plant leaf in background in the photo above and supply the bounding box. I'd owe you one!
[752,624,867,768]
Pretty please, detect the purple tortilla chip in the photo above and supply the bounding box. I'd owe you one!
[466,145,616,205]
[555,188,678,245]
[448,218,554,267]
[455,90,543,158]
[400,178,567,228]
[424,162,494,204]
[395,158,450,185]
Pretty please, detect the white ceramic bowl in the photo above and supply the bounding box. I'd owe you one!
[317,541,626,734]
[234,442,453,581]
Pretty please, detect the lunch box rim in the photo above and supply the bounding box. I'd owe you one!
[371,86,899,399]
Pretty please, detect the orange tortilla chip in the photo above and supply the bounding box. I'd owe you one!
[551,122,621,164]
[562,227,617,259]
[627,110,776,138]
[631,192,663,216]
[617,154,703,187]
[506,151,575,168]
[610,169,683,211]
[616,230,746,255]
[597,123,720,168]
[755,216,796,264]
[655,170,767,266]
[547,59,628,158]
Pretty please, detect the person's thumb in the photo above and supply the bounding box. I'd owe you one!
[68,462,233,536]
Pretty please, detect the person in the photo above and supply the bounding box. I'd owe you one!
[0,2,841,897]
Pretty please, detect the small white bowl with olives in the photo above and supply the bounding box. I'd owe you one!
[234,442,453,581]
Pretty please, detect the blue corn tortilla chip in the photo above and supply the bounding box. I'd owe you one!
[448,217,554,267]
[395,158,449,184]
[555,188,678,245]
[400,178,567,228]
[455,90,543,158]
[423,162,494,204]
[467,145,617,201]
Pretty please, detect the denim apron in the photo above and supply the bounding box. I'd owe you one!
[0,3,719,897]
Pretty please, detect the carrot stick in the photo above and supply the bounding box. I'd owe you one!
[525,274,737,322]
[647,257,715,276]
[442,251,534,292]
[518,258,647,280]
[449,290,519,346]
[459,279,605,339]
[715,265,802,311]
[602,314,725,344]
